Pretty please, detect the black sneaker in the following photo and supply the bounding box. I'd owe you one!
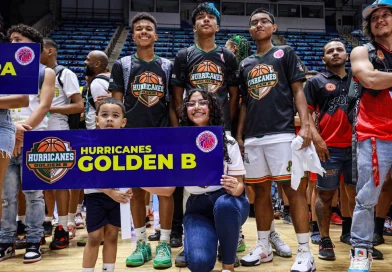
[0,243,15,262]
[318,237,335,260]
[148,229,160,241]
[372,233,385,246]
[23,243,41,263]
[372,247,384,260]
[17,220,26,236]
[16,236,46,250]
[174,249,186,267]
[49,226,69,250]
[170,233,183,248]
[340,233,352,245]
[43,221,53,237]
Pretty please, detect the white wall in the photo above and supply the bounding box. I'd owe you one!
[129,11,180,28]
[221,16,325,32]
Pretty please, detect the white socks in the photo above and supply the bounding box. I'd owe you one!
[82,268,94,272]
[58,215,67,227]
[257,231,270,247]
[18,215,26,224]
[297,233,310,250]
[102,263,115,272]
[44,216,52,222]
[135,226,147,242]
[160,229,171,243]
[68,213,76,225]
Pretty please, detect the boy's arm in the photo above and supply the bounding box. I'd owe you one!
[50,93,84,114]
[172,86,184,119]
[0,95,29,108]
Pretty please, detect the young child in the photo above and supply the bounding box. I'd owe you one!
[82,97,133,272]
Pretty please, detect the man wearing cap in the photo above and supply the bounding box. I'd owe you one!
[349,1,392,271]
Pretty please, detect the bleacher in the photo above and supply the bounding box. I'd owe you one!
[352,29,370,45]
[50,20,122,86]
[120,28,256,60]
[280,32,353,72]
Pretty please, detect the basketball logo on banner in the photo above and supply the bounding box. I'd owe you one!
[26,137,76,184]
[196,131,218,153]
[14,46,35,66]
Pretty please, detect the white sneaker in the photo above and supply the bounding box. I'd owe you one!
[75,213,85,229]
[240,241,273,266]
[291,245,316,272]
[269,231,292,257]
[348,248,372,272]
[67,224,76,240]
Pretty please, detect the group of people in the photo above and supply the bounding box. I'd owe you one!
[0,1,391,272]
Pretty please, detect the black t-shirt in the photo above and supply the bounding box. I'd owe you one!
[109,55,170,128]
[305,70,352,148]
[171,45,238,129]
[239,46,305,138]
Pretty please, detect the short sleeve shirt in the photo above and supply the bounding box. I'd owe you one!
[171,45,238,129]
[109,55,171,128]
[239,46,305,138]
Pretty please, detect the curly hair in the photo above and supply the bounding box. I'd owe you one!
[192,2,220,26]
[227,35,251,64]
[7,24,43,51]
[180,88,232,163]
[131,12,157,33]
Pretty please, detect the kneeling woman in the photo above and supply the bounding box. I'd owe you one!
[181,88,249,272]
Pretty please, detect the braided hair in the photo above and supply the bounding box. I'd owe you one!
[180,88,232,163]
[227,35,251,64]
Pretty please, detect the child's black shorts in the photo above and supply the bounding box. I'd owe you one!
[85,193,121,233]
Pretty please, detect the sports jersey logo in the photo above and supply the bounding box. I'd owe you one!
[190,60,224,93]
[325,83,336,92]
[196,131,218,153]
[26,137,76,184]
[274,49,284,59]
[132,72,165,107]
[377,49,385,61]
[247,64,278,100]
[15,46,35,66]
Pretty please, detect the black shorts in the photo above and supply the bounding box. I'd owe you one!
[85,193,121,233]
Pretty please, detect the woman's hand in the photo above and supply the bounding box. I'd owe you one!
[221,175,243,196]
[15,123,32,142]
[107,188,133,204]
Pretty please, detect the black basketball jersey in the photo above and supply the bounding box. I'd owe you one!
[239,46,305,138]
[171,45,238,129]
[109,55,170,128]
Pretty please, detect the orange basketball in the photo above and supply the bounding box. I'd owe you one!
[197,61,218,73]
[250,64,270,78]
[37,138,67,153]
[139,72,160,84]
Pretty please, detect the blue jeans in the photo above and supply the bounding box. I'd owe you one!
[0,153,44,243]
[351,139,392,248]
[317,147,355,191]
[184,189,249,272]
[0,110,15,158]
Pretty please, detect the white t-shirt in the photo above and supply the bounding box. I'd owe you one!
[85,73,110,130]
[185,135,246,195]
[47,68,80,130]
[244,133,296,146]
[11,95,48,131]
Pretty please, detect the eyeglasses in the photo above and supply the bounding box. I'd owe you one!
[250,18,273,27]
[371,12,392,23]
[185,100,209,108]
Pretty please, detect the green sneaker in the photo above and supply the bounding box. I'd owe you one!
[153,241,172,269]
[125,240,152,267]
[237,235,246,252]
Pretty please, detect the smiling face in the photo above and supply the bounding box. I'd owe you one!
[248,12,276,42]
[132,19,158,47]
[186,91,210,127]
[193,11,219,37]
[370,7,392,40]
[322,41,348,68]
[96,103,126,129]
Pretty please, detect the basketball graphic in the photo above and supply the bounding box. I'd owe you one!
[132,72,164,107]
[247,64,278,100]
[196,131,218,153]
[15,46,35,66]
[325,83,336,92]
[196,61,218,73]
[26,137,76,184]
[190,61,224,93]
[37,138,67,153]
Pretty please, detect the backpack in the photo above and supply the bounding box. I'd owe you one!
[347,43,376,124]
[86,74,110,110]
[120,55,172,103]
[177,46,235,85]
[52,65,81,129]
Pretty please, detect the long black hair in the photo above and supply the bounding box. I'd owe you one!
[180,88,232,163]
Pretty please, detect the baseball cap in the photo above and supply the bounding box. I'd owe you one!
[363,0,392,19]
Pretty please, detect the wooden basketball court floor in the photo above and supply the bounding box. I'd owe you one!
[1,216,391,272]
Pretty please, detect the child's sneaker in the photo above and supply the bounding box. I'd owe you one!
[23,243,41,264]
[49,225,69,250]
[75,213,85,229]
[125,240,152,267]
[0,243,15,262]
[153,241,172,269]
[348,248,372,272]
